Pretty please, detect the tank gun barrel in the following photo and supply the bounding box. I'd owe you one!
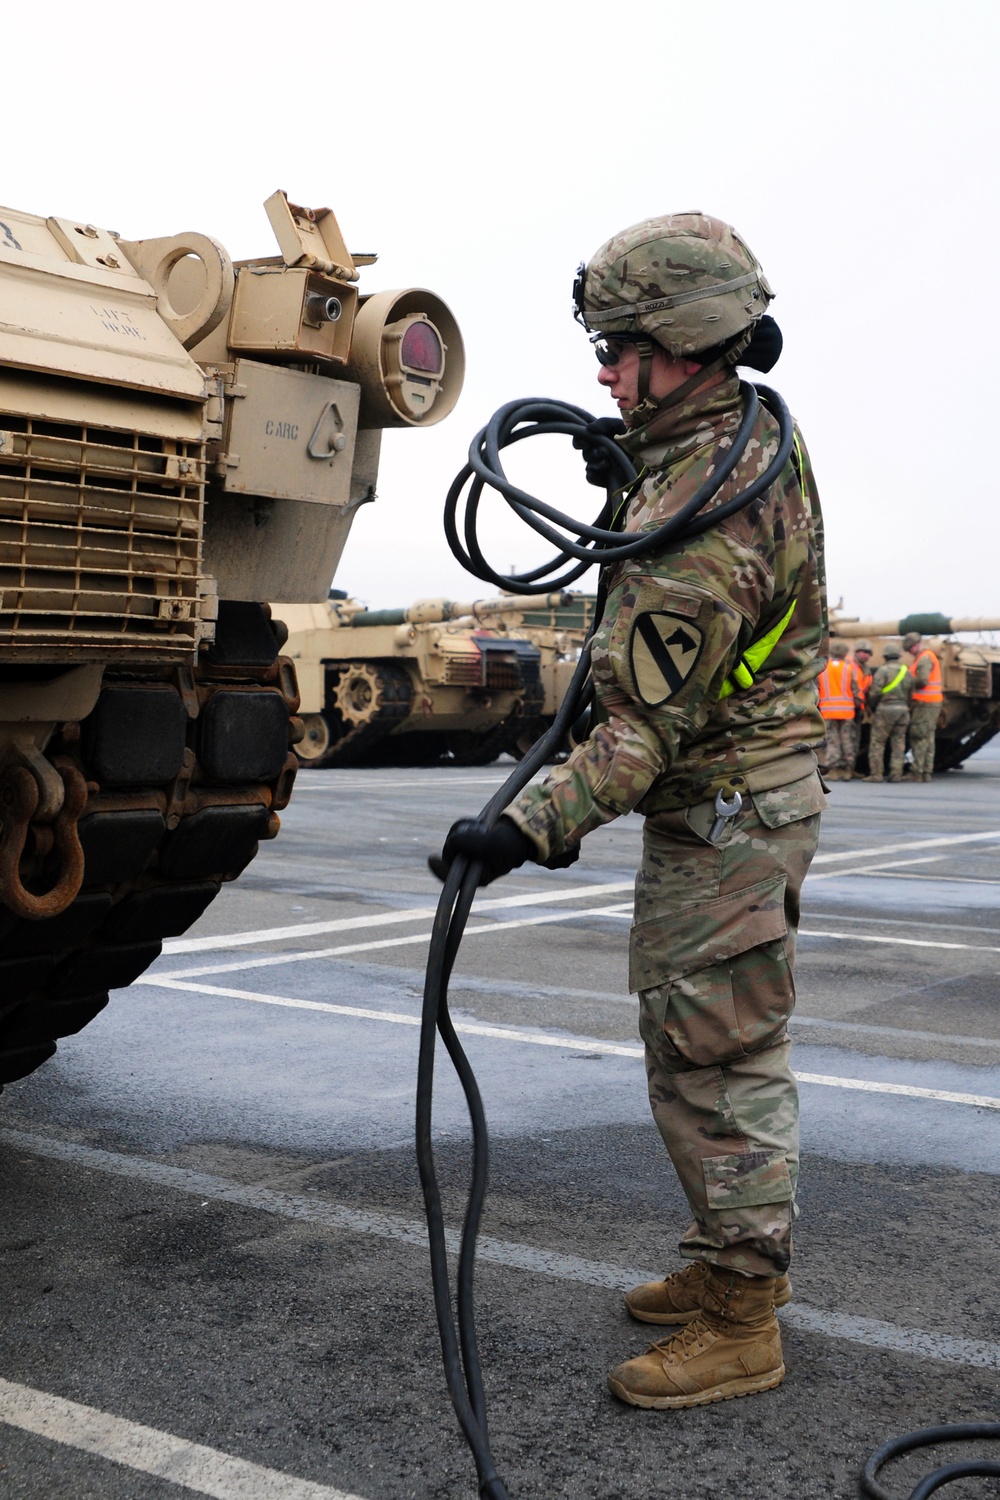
[835,613,1000,638]
[348,593,571,628]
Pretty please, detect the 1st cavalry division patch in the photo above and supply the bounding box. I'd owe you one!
[629,612,704,706]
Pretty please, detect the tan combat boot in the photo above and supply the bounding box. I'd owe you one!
[624,1260,791,1326]
[863,774,883,782]
[608,1267,785,1409]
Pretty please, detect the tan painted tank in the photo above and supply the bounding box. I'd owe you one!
[830,609,1000,770]
[282,591,592,767]
[0,190,464,1085]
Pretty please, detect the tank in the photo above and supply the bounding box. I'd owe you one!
[831,610,1000,770]
[283,592,591,767]
[0,190,464,1086]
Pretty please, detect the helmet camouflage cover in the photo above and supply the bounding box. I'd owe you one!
[883,643,902,659]
[853,639,874,653]
[902,631,922,649]
[578,212,774,359]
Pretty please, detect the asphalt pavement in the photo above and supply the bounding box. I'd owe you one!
[2,744,999,1499]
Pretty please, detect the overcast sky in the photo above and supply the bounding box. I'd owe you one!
[5,1,998,626]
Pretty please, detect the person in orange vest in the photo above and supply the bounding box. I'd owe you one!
[852,639,874,698]
[903,630,943,781]
[817,640,864,779]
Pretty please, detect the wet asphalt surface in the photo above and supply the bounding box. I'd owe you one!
[1,745,999,1499]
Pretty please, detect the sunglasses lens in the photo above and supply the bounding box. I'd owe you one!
[593,338,620,366]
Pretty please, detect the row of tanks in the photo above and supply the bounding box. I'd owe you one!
[282,591,595,766]
[0,189,464,1086]
[283,596,1000,774]
[830,609,1000,770]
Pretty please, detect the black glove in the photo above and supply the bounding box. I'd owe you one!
[429,816,581,885]
[429,815,536,886]
[571,417,626,488]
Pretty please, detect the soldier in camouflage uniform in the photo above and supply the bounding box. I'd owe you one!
[864,643,913,782]
[903,630,942,781]
[435,214,827,1409]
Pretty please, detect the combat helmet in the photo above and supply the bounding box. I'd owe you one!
[830,641,850,659]
[854,639,874,654]
[883,643,902,660]
[902,631,922,651]
[574,213,776,430]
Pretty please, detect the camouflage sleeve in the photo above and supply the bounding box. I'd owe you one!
[913,654,932,688]
[506,564,752,860]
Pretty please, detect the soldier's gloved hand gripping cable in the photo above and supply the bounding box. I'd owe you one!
[415,387,794,1500]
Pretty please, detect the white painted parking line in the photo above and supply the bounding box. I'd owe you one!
[0,1375,364,1500]
[811,829,1000,864]
[138,978,1000,1111]
[159,903,635,981]
[163,881,634,954]
[165,829,1000,958]
[806,855,947,880]
[799,927,1000,954]
[791,1015,1000,1051]
[159,891,1000,981]
[1,1131,996,1374]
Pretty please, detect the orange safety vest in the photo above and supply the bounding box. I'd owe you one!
[910,648,943,704]
[817,658,860,719]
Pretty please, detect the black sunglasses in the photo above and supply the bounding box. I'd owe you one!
[590,334,640,367]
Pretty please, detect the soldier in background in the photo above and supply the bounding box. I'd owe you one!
[865,642,913,782]
[853,639,874,698]
[817,640,864,779]
[904,630,943,781]
[435,214,826,1410]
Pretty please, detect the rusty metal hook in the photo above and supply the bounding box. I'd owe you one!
[0,756,88,919]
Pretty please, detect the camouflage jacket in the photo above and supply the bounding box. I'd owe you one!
[869,659,913,714]
[507,375,828,861]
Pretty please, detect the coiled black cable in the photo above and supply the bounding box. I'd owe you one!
[443,382,793,592]
[861,1424,1000,1499]
[417,385,794,1498]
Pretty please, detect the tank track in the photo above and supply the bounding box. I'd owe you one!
[934,710,1000,771]
[0,603,301,1088]
[297,661,413,768]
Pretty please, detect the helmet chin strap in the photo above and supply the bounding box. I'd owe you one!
[621,329,752,447]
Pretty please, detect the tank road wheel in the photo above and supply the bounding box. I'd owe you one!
[295,712,336,767]
[0,602,301,1090]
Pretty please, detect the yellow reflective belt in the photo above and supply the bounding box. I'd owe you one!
[719,598,797,700]
[881,665,908,694]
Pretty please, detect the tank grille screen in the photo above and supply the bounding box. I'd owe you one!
[442,655,483,687]
[965,666,990,697]
[0,414,205,659]
[482,657,523,690]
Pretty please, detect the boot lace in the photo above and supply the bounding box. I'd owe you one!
[650,1317,714,1361]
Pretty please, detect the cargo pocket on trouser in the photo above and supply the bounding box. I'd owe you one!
[633,874,794,1072]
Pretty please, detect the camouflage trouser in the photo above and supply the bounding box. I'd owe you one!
[909,701,940,776]
[630,771,825,1277]
[868,707,909,780]
[822,718,859,774]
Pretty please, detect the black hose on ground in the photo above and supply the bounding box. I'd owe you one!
[416,386,796,1497]
[861,1424,1000,1499]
